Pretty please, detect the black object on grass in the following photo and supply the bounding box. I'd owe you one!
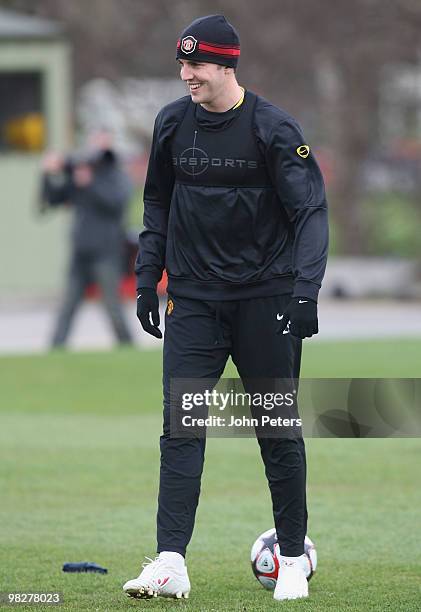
[62,562,108,574]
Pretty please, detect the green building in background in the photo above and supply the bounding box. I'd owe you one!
[0,9,71,300]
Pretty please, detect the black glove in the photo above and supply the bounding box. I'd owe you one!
[136,287,162,339]
[277,297,318,339]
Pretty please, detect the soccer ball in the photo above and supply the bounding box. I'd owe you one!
[251,528,317,590]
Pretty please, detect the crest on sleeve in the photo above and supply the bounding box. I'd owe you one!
[296,145,310,159]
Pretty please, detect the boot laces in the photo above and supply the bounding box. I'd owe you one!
[140,556,165,579]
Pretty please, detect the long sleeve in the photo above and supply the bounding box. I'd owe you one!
[265,119,329,301]
[135,113,175,289]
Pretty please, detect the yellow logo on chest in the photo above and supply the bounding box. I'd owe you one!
[296,145,310,159]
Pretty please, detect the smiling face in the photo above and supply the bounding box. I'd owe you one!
[178,59,228,106]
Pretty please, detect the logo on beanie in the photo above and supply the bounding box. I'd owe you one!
[181,35,197,54]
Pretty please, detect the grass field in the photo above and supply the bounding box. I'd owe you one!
[1,339,421,611]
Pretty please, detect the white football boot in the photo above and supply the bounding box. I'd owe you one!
[273,544,309,601]
[123,551,190,600]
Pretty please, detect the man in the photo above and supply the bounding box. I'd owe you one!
[124,14,328,601]
[41,130,133,348]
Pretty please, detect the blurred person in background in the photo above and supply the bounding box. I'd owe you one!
[41,129,133,348]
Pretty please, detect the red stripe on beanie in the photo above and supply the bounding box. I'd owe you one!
[200,40,240,49]
[198,42,240,56]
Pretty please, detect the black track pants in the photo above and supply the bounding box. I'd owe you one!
[157,294,307,558]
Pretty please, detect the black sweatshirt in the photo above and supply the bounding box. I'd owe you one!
[135,90,328,302]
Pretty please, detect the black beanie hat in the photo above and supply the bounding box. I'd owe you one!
[176,14,240,69]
